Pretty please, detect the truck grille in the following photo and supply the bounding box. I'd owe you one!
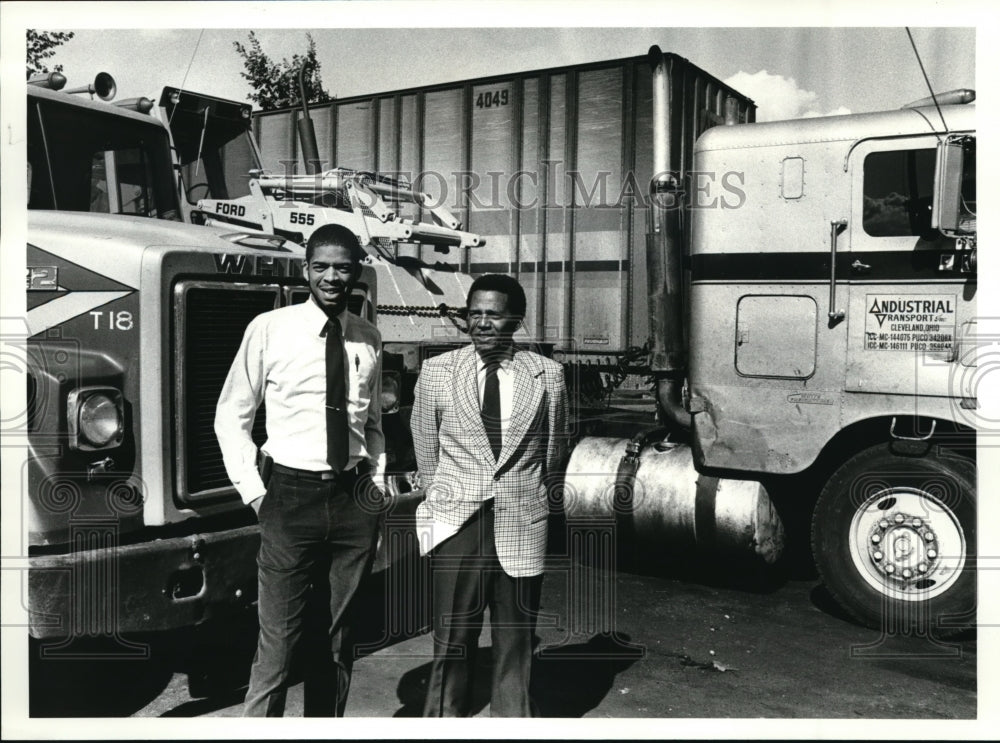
[175,283,279,501]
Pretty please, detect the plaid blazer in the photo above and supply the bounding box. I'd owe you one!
[411,344,569,577]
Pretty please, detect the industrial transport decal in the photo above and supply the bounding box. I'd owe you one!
[864,294,956,352]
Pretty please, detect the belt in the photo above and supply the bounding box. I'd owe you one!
[272,462,370,481]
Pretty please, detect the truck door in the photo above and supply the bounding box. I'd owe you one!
[843,135,976,402]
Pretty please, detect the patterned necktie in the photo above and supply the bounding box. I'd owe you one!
[325,317,349,472]
[481,359,502,461]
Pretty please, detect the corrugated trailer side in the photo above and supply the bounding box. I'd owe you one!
[252,52,754,361]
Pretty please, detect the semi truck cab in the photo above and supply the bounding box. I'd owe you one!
[687,98,977,630]
[23,73,334,641]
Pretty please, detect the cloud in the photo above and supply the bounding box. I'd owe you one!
[802,105,852,119]
[723,70,851,122]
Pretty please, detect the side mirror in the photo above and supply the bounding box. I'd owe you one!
[932,134,976,237]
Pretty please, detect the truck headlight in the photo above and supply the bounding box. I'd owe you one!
[381,372,401,413]
[68,387,124,450]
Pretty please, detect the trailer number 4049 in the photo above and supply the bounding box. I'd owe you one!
[476,90,509,109]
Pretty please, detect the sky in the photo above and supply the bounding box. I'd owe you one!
[13,21,978,123]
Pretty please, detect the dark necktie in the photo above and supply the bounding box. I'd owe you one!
[481,359,502,461]
[325,318,349,472]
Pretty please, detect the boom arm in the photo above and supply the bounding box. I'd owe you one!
[198,167,484,254]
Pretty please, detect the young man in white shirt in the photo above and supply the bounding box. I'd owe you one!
[215,224,385,716]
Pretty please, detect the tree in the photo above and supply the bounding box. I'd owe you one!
[233,31,332,111]
[26,30,75,79]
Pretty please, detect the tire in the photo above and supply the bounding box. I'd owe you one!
[811,442,976,634]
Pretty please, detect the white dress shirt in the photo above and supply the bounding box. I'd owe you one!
[215,297,385,503]
[476,352,514,438]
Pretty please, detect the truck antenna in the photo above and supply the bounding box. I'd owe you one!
[168,29,206,126]
[905,27,948,131]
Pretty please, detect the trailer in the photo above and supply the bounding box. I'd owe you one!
[249,52,754,392]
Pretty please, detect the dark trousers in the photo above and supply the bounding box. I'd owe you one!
[423,502,543,717]
[244,468,381,717]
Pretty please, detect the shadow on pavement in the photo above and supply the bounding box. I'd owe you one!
[532,633,643,717]
[30,613,261,717]
[808,583,858,625]
[809,583,978,658]
[546,512,790,596]
[392,646,492,717]
[162,617,259,715]
[160,688,248,717]
[391,633,642,718]
[30,636,174,717]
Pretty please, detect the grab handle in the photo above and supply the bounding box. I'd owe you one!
[828,219,848,321]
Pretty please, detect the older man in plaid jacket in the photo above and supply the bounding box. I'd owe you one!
[411,273,569,717]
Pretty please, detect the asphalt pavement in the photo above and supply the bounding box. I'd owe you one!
[29,550,976,719]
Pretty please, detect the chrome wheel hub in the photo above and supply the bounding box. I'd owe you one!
[848,487,966,601]
[867,512,938,585]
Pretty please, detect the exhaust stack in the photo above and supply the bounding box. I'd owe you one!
[646,46,688,429]
[297,64,322,175]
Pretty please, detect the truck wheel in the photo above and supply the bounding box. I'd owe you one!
[811,443,975,634]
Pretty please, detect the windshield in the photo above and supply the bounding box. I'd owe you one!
[176,121,257,205]
[161,90,257,205]
[28,96,180,220]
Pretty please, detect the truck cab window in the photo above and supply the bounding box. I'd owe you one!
[862,148,935,238]
[89,149,154,215]
[29,98,180,220]
[27,103,54,209]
